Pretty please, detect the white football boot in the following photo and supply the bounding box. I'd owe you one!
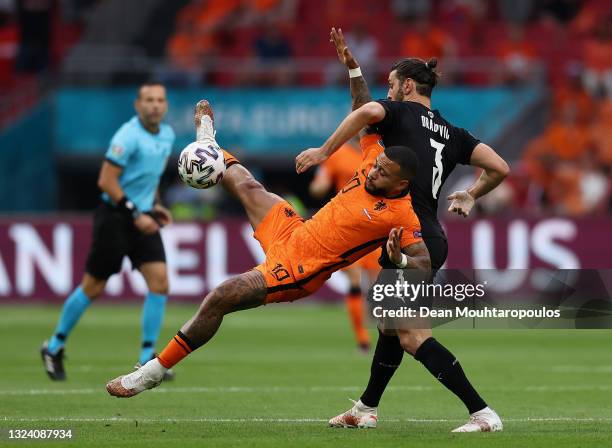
[195,99,217,145]
[106,358,166,398]
[328,399,378,428]
[451,407,503,433]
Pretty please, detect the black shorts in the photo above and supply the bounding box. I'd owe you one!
[85,203,166,280]
[423,236,448,272]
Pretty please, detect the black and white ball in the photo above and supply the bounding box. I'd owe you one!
[178,142,225,189]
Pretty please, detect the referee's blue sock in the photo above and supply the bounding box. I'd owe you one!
[139,292,167,365]
[47,287,91,355]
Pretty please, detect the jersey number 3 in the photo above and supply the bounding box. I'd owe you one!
[430,138,445,199]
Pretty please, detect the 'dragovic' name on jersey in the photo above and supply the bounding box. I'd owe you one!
[421,115,450,140]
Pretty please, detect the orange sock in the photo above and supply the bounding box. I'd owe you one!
[157,332,194,369]
[222,149,240,168]
[346,291,369,346]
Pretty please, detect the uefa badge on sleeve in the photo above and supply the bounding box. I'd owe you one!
[111,145,124,157]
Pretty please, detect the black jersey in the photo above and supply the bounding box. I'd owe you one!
[373,99,480,239]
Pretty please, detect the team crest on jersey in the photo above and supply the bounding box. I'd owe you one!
[414,229,422,238]
[374,200,387,211]
[111,145,124,157]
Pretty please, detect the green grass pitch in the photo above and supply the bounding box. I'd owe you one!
[0,303,610,447]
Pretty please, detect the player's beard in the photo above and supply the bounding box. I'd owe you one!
[365,179,386,196]
[391,90,404,102]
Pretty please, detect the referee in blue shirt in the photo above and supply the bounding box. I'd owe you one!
[41,83,176,380]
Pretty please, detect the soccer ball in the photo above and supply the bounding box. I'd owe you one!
[178,142,226,189]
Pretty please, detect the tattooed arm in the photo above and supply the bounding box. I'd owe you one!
[330,27,373,111]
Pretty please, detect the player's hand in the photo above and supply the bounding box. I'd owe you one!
[295,147,328,174]
[152,204,173,227]
[330,27,359,69]
[447,190,475,218]
[134,213,160,235]
[386,227,404,266]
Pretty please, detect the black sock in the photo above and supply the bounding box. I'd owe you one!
[414,337,487,414]
[359,330,404,407]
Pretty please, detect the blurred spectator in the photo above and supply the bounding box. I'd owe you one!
[495,24,537,85]
[165,21,216,86]
[325,25,378,86]
[15,0,53,73]
[238,0,297,27]
[59,0,95,23]
[399,18,456,60]
[552,68,594,125]
[345,25,377,78]
[497,0,533,24]
[171,0,240,57]
[590,100,612,172]
[540,0,581,24]
[581,14,612,98]
[0,0,17,85]
[522,94,611,215]
[541,101,592,163]
[390,0,431,21]
[569,0,609,35]
[249,25,293,85]
[254,25,291,60]
[165,0,297,86]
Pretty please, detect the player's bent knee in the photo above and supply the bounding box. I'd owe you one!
[398,329,432,355]
[81,274,106,300]
[148,276,169,295]
[200,272,267,317]
[199,289,227,316]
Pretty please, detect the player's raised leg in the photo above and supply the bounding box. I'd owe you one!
[195,99,284,230]
[106,269,267,397]
[41,273,106,380]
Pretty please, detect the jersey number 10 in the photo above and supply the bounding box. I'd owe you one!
[430,138,445,199]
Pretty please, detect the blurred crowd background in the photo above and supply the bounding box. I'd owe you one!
[0,0,611,219]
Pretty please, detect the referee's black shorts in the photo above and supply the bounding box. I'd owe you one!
[85,203,166,280]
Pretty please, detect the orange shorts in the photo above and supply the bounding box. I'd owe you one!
[253,201,331,304]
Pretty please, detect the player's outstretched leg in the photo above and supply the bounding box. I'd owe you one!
[397,330,502,433]
[106,270,267,397]
[194,99,284,230]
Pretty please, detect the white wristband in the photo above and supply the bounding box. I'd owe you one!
[397,253,409,269]
[348,67,362,78]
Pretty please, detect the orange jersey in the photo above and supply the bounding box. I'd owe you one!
[318,142,363,192]
[274,134,422,293]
